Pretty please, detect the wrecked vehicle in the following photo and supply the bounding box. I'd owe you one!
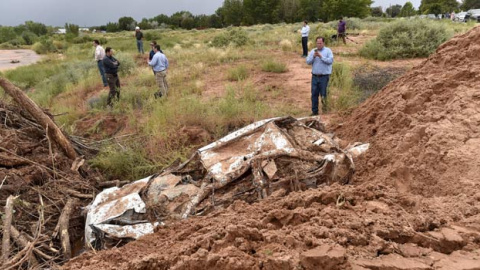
[85,116,369,249]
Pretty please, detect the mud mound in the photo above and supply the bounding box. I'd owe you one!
[64,27,480,269]
[336,26,480,198]
[0,99,99,268]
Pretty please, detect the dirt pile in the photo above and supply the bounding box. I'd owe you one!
[64,27,480,270]
[0,98,99,268]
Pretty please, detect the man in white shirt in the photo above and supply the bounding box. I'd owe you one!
[301,20,310,58]
[93,40,107,87]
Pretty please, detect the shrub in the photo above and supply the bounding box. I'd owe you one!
[227,65,249,81]
[114,51,136,76]
[211,28,250,48]
[359,19,452,60]
[32,37,56,54]
[327,17,364,31]
[261,60,287,73]
[327,62,361,112]
[279,39,292,51]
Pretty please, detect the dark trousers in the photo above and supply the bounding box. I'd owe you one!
[311,75,330,114]
[106,73,120,106]
[338,31,346,44]
[97,60,107,86]
[302,37,308,56]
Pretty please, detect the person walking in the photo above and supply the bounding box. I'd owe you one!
[93,40,107,87]
[135,26,144,54]
[103,47,121,107]
[301,20,310,57]
[148,44,169,99]
[337,17,347,45]
[306,37,333,115]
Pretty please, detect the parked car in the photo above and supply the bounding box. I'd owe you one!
[467,9,480,22]
[455,12,468,22]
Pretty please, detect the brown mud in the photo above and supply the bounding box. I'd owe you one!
[63,27,480,270]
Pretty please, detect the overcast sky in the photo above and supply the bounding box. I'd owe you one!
[0,0,422,27]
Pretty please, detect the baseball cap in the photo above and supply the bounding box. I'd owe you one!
[135,26,140,30]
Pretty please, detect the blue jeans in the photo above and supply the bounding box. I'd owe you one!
[136,40,144,54]
[97,60,107,86]
[311,75,330,114]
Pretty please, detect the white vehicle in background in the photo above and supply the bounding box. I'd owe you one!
[454,12,468,22]
[467,9,480,22]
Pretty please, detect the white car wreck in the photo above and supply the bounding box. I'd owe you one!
[85,116,369,249]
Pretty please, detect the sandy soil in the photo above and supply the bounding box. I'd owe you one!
[0,49,42,71]
[63,27,480,270]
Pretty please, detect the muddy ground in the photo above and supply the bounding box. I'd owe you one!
[62,27,480,270]
[0,50,41,71]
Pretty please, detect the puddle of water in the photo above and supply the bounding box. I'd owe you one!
[0,49,42,71]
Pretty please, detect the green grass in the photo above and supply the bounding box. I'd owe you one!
[261,60,288,73]
[227,65,249,81]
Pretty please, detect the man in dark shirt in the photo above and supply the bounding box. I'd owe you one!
[337,17,346,45]
[135,26,144,54]
[103,47,121,107]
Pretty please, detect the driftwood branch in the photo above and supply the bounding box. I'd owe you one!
[10,226,54,261]
[53,198,77,260]
[98,180,130,188]
[1,195,16,264]
[0,77,77,160]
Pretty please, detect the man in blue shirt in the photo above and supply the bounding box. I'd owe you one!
[148,45,169,98]
[306,37,334,115]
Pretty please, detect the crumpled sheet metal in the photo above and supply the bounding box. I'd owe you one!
[85,116,369,247]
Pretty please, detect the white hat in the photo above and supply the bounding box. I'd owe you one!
[135,26,140,30]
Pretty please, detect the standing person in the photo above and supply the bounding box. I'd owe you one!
[301,20,310,57]
[103,47,121,107]
[306,37,333,115]
[337,17,347,45]
[135,26,144,54]
[93,40,107,87]
[148,41,164,61]
[147,44,169,99]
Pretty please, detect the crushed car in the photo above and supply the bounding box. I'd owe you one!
[84,116,369,249]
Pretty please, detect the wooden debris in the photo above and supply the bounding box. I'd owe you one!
[53,198,77,260]
[2,195,16,264]
[0,77,77,160]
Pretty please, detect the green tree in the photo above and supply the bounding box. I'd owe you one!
[399,2,416,17]
[220,0,244,26]
[106,22,119,32]
[298,0,323,22]
[243,0,281,24]
[24,21,47,36]
[371,6,384,17]
[138,18,152,30]
[462,0,480,10]
[118,16,136,31]
[277,0,300,23]
[65,23,79,36]
[320,0,372,22]
[386,4,402,17]
[420,0,459,14]
[0,27,17,43]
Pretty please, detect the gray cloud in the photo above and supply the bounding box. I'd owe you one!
[0,0,224,27]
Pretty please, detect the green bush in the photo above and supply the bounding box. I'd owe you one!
[227,65,249,81]
[32,37,56,54]
[261,60,287,73]
[211,28,250,47]
[359,19,452,60]
[115,52,136,76]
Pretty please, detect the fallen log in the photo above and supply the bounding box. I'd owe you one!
[0,77,77,160]
[53,198,77,260]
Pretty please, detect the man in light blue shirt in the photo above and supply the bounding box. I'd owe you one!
[306,37,333,115]
[148,45,169,98]
[301,20,310,57]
